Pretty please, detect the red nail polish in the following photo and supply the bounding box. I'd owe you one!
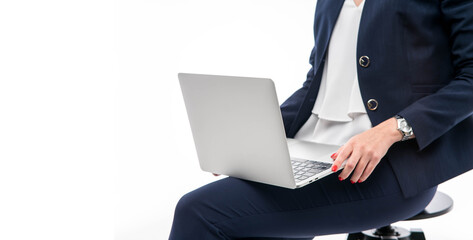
[338,177,343,181]
[358,180,363,183]
[331,153,336,159]
[351,180,355,184]
[332,165,338,172]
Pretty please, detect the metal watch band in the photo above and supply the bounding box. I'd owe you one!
[395,115,414,141]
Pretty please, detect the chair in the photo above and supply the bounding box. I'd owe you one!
[346,191,453,240]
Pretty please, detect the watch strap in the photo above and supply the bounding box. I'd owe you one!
[395,115,414,141]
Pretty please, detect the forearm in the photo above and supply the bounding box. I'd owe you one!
[398,0,473,150]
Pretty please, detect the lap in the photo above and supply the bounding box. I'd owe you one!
[173,160,436,239]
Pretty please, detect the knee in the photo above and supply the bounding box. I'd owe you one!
[170,192,207,239]
[171,190,229,239]
[173,191,202,220]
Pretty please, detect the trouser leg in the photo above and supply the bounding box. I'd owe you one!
[169,160,436,240]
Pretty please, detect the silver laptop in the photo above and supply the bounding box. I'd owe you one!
[178,73,344,189]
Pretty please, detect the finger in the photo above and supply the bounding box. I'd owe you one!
[358,161,378,183]
[332,145,352,172]
[349,155,370,183]
[338,149,361,181]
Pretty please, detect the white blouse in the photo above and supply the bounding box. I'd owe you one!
[294,0,372,146]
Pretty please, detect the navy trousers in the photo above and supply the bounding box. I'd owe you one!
[169,160,436,239]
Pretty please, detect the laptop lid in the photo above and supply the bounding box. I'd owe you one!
[178,73,297,188]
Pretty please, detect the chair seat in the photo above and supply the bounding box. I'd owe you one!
[405,191,453,221]
[347,191,454,240]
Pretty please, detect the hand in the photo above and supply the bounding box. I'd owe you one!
[331,117,402,183]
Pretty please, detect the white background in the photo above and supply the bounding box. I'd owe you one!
[0,0,472,240]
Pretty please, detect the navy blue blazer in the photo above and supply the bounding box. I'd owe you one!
[280,0,473,197]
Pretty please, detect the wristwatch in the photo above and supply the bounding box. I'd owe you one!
[395,115,414,141]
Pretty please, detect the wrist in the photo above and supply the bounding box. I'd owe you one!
[379,117,403,143]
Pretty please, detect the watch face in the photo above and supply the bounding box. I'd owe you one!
[400,120,412,132]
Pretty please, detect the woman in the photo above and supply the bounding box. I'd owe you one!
[169,0,473,239]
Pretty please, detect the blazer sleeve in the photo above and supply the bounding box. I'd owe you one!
[398,0,473,151]
[280,46,317,135]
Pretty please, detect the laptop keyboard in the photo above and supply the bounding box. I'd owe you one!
[291,159,332,182]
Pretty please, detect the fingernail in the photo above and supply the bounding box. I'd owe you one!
[332,165,338,172]
[330,153,337,159]
[358,180,363,183]
[351,180,355,184]
[338,177,343,181]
